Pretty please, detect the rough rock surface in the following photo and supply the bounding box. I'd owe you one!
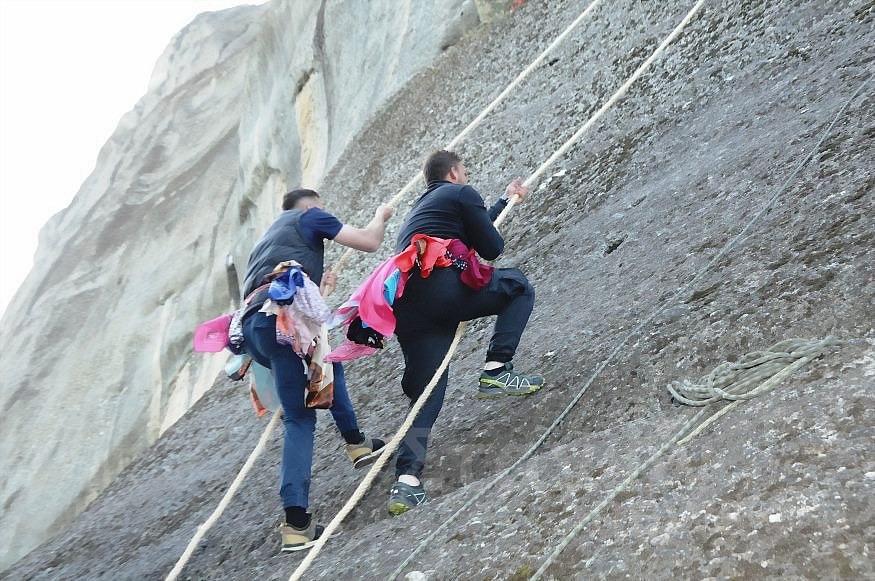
[0,0,478,571]
[4,0,873,579]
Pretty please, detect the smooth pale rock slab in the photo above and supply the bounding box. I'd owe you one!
[0,0,478,571]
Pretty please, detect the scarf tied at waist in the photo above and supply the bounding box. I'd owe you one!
[327,236,493,362]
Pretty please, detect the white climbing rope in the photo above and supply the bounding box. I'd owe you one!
[289,325,467,581]
[389,2,709,577]
[391,26,871,581]
[530,337,842,580]
[165,410,283,581]
[167,2,603,578]
[295,2,709,580]
[328,0,603,279]
[496,0,707,223]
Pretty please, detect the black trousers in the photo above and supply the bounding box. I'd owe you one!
[392,266,534,478]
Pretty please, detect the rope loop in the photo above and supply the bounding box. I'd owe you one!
[668,337,843,406]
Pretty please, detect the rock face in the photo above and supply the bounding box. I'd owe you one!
[0,0,478,571]
[3,0,874,578]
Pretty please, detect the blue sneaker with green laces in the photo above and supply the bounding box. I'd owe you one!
[388,482,427,516]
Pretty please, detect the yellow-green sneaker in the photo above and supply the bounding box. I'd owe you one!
[478,363,544,398]
[388,482,427,516]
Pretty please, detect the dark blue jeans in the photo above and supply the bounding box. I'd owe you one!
[392,266,534,478]
[243,312,360,509]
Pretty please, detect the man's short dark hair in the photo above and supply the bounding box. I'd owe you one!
[423,150,462,183]
[282,188,320,211]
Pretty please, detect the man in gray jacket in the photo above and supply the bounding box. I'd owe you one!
[242,188,392,551]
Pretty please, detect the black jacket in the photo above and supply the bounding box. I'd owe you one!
[394,180,508,259]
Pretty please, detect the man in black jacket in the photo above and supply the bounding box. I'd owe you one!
[388,150,543,516]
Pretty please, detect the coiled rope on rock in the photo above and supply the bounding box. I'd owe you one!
[669,337,845,445]
[670,338,839,406]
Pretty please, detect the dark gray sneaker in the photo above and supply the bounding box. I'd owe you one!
[279,518,325,552]
[388,482,427,516]
[346,434,387,469]
[478,362,544,398]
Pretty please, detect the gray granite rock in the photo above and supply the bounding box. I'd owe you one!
[2,0,872,578]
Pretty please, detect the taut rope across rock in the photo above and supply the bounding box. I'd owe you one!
[166,2,604,579]
[298,1,709,579]
[395,69,870,581]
